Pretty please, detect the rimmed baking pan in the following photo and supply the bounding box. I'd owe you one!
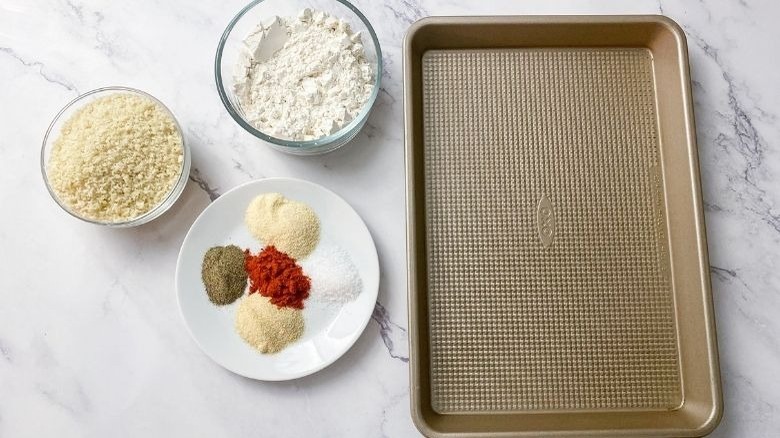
[404,16,722,437]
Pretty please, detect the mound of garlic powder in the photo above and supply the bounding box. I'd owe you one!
[47,93,183,222]
[233,8,374,141]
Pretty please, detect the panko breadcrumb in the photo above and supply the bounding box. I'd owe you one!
[47,92,183,222]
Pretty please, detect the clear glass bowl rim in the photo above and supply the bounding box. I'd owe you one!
[40,86,191,227]
[214,0,383,150]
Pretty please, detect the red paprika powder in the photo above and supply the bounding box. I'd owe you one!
[244,246,310,309]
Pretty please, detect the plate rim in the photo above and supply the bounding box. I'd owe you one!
[175,176,380,381]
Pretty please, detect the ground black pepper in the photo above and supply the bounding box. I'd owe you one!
[201,245,247,305]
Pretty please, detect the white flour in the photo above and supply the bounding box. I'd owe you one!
[234,9,374,141]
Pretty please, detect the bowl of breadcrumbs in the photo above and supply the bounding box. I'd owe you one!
[41,87,190,227]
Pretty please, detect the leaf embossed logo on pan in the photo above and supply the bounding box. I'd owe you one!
[537,195,556,248]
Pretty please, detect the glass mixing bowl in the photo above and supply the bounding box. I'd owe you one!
[41,87,191,227]
[215,0,382,155]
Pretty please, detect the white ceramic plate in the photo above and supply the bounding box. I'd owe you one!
[176,177,379,380]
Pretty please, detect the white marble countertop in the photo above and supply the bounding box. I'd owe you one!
[1,0,778,436]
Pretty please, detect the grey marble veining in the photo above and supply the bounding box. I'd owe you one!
[372,302,409,363]
[0,46,79,93]
[0,0,778,436]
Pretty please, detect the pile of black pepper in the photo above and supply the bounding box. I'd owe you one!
[201,245,247,305]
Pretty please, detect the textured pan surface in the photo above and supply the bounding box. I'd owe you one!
[423,48,681,413]
[405,15,722,438]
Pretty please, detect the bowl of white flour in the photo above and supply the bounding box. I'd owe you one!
[216,0,382,155]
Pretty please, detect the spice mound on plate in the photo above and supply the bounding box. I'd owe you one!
[235,294,304,354]
[245,246,310,309]
[201,245,247,305]
[245,193,320,259]
[233,8,374,140]
[300,242,362,305]
[46,92,183,222]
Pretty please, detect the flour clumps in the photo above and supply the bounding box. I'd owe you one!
[234,8,374,140]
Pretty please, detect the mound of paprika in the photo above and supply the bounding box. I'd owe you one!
[244,246,310,309]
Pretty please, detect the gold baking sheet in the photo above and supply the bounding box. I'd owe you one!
[404,15,722,437]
